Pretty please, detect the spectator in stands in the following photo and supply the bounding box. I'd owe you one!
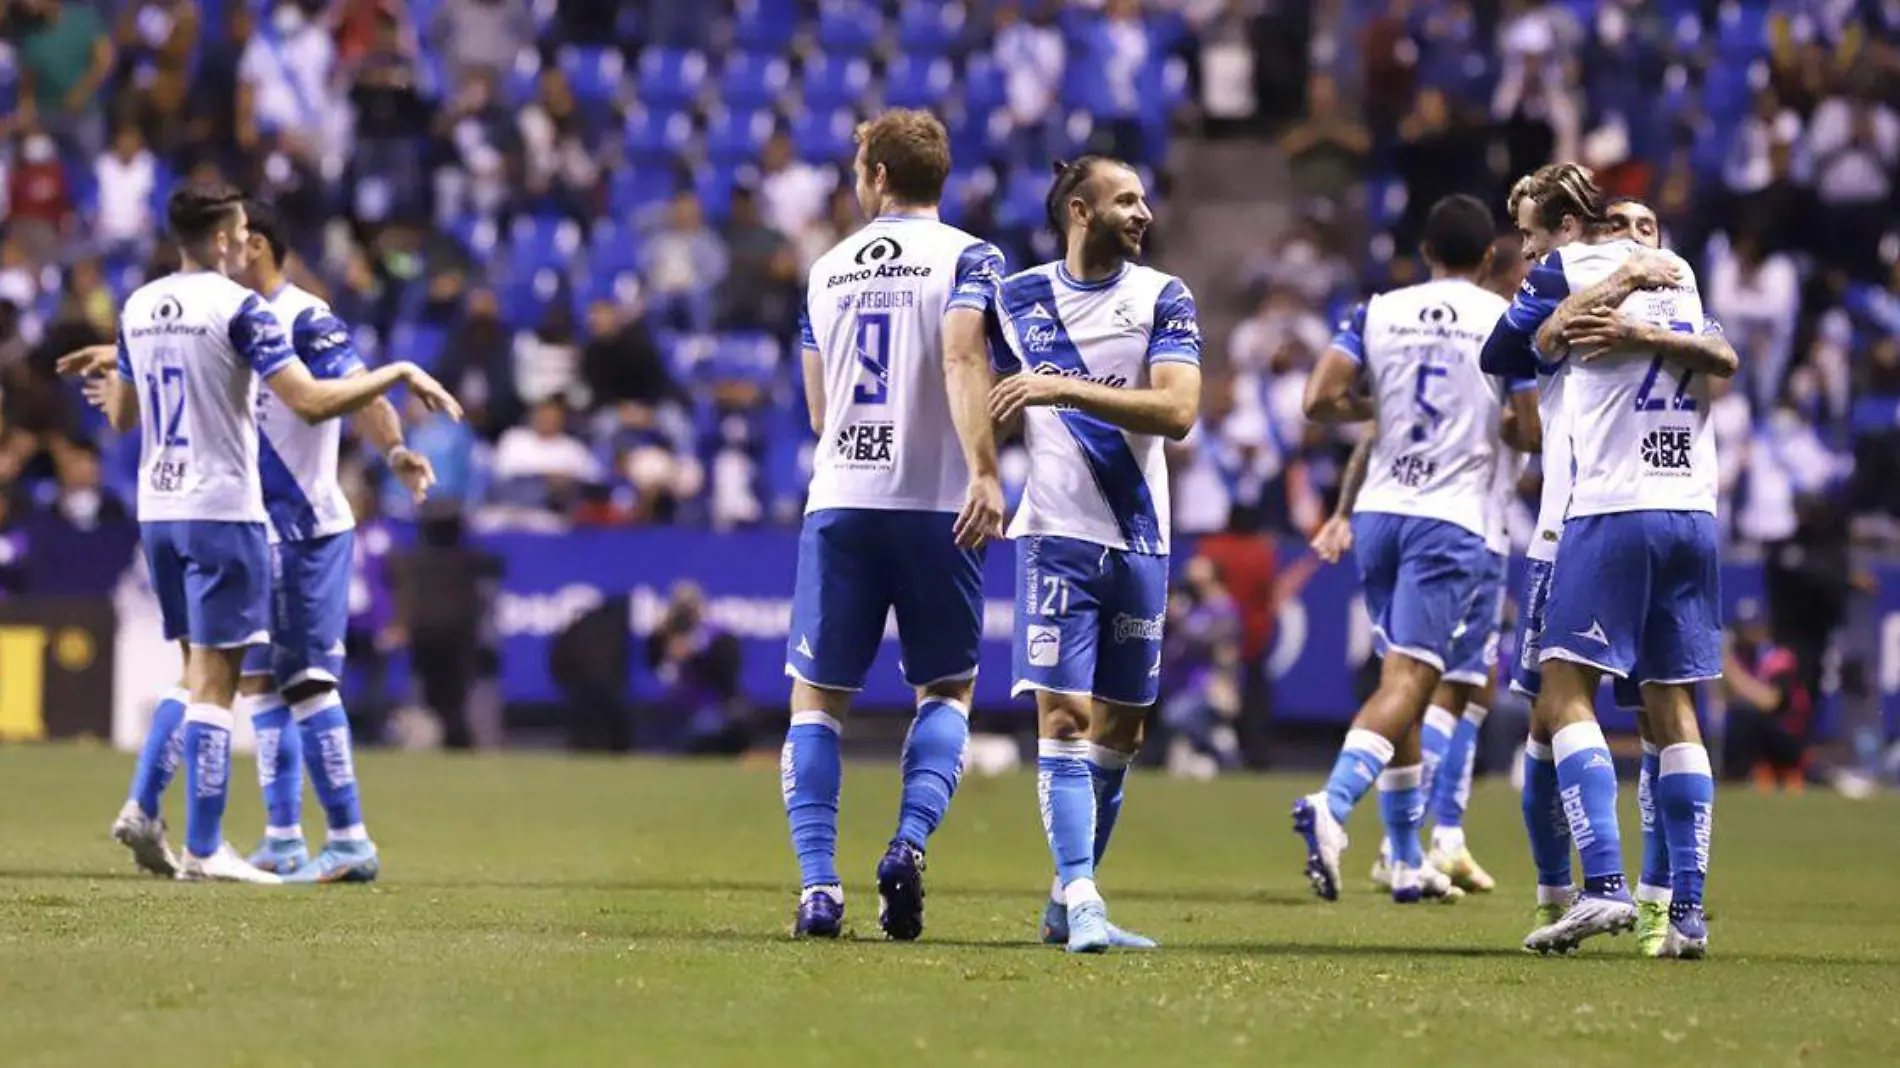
[1491,48,1580,182]
[994,2,1064,155]
[13,0,116,160]
[113,0,199,148]
[6,130,73,266]
[41,438,126,532]
[518,68,601,218]
[431,0,534,92]
[581,299,675,410]
[645,580,749,755]
[1160,555,1244,776]
[58,258,116,339]
[1807,81,1899,281]
[1357,0,1418,143]
[719,186,800,334]
[641,192,727,334]
[440,286,523,436]
[183,3,250,171]
[758,131,832,246]
[1395,86,1492,250]
[93,126,157,265]
[441,67,519,219]
[349,7,434,224]
[1708,230,1801,410]
[550,0,619,47]
[1724,86,1804,200]
[0,243,41,343]
[513,304,582,407]
[493,397,602,515]
[239,0,345,178]
[612,401,700,524]
[1278,73,1370,207]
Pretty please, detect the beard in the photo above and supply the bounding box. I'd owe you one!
[1083,217,1142,263]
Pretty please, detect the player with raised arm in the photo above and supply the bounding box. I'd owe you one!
[98,183,459,882]
[1482,172,1736,958]
[1289,194,1508,905]
[780,110,1007,941]
[987,156,1200,953]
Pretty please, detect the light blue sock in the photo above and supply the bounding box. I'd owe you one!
[1086,744,1134,866]
[1657,743,1714,919]
[181,704,234,859]
[1419,705,1457,800]
[895,698,968,849]
[249,697,303,836]
[295,694,366,839]
[1521,740,1572,891]
[1377,764,1425,867]
[1322,728,1395,826]
[1432,704,1485,830]
[1036,739,1096,890]
[782,711,842,889]
[128,688,188,818]
[1636,743,1671,897]
[1553,721,1625,895]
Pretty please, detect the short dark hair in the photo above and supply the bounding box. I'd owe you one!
[1420,194,1496,270]
[166,182,245,247]
[244,198,287,267]
[855,109,952,206]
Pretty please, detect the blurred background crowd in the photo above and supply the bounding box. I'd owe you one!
[0,0,1895,782]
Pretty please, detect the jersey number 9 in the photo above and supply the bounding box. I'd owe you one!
[853,313,891,405]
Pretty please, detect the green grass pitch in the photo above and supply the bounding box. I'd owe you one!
[2,745,1897,1068]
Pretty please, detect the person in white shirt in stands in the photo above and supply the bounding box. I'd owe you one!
[493,397,603,516]
[1706,229,1800,412]
[93,126,157,264]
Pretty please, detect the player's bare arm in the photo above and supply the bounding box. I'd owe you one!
[101,374,140,433]
[1503,382,1542,452]
[1534,251,1683,355]
[351,384,435,503]
[267,359,463,425]
[989,361,1199,441]
[1565,313,1740,378]
[56,344,118,378]
[1310,433,1371,563]
[1300,347,1375,424]
[800,345,825,436]
[942,305,1004,549]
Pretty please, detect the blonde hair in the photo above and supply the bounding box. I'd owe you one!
[855,109,952,206]
[1508,163,1604,231]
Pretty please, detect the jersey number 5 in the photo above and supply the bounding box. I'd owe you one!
[1634,322,1698,413]
[853,313,891,405]
[143,367,190,447]
[1411,364,1448,442]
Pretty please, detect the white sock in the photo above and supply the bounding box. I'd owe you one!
[1063,877,1102,907]
[1431,825,1467,854]
[801,883,842,904]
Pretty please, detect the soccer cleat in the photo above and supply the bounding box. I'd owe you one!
[1292,793,1347,902]
[1658,906,1709,960]
[875,840,926,942]
[1636,899,1670,958]
[1040,898,1158,948]
[1533,887,1580,930]
[1369,841,1393,891]
[282,840,380,884]
[1428,843,1497,893]
[1523,889,1637,955]
[110,802,179,878]
[793,887,843,938]
[247,836,311,876]
[1064,899,1111,954]
[176,843,284,885]
[1389,863,1466,905]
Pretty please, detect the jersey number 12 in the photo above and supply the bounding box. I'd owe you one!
[144,367,190,447]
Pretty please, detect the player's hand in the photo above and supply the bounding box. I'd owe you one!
[1619,251,1683,291]
[1309,514,1353,564]
[81,373,113,411]
[56,345,117,378]
[952,473,1005,550]
[988,373,1068,425]
[387,445,436,503]
[401,365,465,422]
[1565,306,1640,360]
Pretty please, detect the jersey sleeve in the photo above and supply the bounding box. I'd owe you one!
[115,332,132,380]
[1147,277,1202,366]
[949,241,1006,314]
[1328,301,1369,364]
[229,294,298,378]
[1701,313,1724,337]
[1480,250,1568,378]
[292,306,368,379]
[798,301,816,353]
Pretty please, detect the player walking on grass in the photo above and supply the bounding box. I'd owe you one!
[780,109,1007,940]
[1289,194,1508,906]
[989,156,1202,953]
[1482,168,1736,958]
[97,183,459,882]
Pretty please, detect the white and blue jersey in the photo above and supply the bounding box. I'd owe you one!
[1335,278,1509,675]
[1481,240,1723,687]
[242,283,369,688]
[785,215,1004,690]
[992,261,1201,705]
[116,270,297,647]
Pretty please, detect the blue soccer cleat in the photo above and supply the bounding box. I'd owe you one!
[876,841,927,942]
[246,836,311,876]
[1041,898,1158,948]
[793,887,844,939]
[282,840,379,884]
[1064,899,1112,954]
[1523,888,1637,955]
[1659,905,1709,960]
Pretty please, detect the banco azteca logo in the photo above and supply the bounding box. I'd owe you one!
[854,236,903,266]
[154,296,183,322]
[1418,302,1458,326]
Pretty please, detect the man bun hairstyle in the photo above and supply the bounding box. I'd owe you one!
[855,108,952,207]
[1045,155,1117,248]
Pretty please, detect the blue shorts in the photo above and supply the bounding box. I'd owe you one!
[785,508,984,691]
[1509,558,1555,698]
[142,520,271,649]
[1352,513,1491,674]
[1444,550,1507,686]
[1012,535,1169,707]
[1540,511,1723,686]
[241,531,354,689]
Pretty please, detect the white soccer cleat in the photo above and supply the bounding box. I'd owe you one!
[1291,793,1348,901]
[110,801,179,878]
[1369,840,1393,891]
[1389,862,1466,904]
[1523,890,1637,955]
[1429,843,1498,893]
[176,842,284,885]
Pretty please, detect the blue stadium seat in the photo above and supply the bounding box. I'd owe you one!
[959,53,1008,116]
[448,215,502,260]
[791,108,857,165]
[897,3,965,56]
[501,267,567,329]
[624,105,697,165]
[883,57,953,110]
[704,107,775,167]
[717,53,792,112]
[802,57,873,114]
[609,165,679,221]
[637,48,709,112]
[711,331,782,384]
[559,46,627,109]
[509,216,585,277]
[997,166,1051,231]
[505,47,542,107]
[0,43,17,116]
[388,321,449,372]
[814,1,884,57]
[588,218,644,279]
[733,0,800,53]
[693,166,743,224]
[1716,3,1771,59]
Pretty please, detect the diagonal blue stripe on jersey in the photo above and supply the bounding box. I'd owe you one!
[1000,273,1162,553]
[258,435,320,541]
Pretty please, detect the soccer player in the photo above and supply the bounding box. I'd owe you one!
[1481,170,1737,958]
[1290,194,1509,905]
[780,109,1007,940]
[989,156,1201,952]
[99,184,459,882]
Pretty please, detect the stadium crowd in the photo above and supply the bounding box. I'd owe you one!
[0,0,1896,562]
